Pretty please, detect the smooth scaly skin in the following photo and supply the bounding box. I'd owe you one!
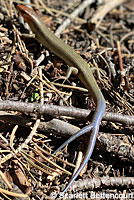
[17,5,106,193]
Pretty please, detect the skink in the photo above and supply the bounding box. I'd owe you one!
[17,5,106,193]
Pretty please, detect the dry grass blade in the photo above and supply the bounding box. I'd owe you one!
[33,142,76,168]
[21,151,56,176]
[29,146,71,175]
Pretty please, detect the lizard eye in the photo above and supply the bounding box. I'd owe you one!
[20,9,27,15]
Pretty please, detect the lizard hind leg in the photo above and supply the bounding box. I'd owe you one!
[63,66,79,83]
[52,66,78,83]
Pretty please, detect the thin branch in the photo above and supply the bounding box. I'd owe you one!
[68,177,134,191]
[55,0,95,36]
[91,0,127,28]
[0,100,134,125]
